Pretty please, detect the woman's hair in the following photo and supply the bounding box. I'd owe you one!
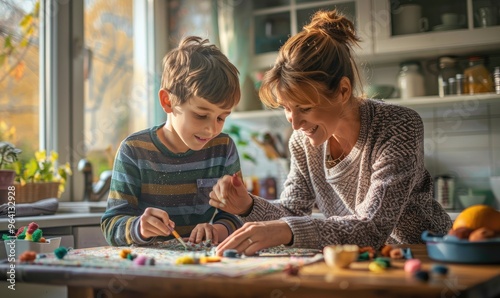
[259,10,362,108]
[160,36,240,109]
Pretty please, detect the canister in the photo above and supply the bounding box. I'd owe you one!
[434,175,455,209]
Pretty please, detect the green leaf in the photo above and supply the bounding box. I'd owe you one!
[4,36,13,50]
[24,159,39,178]
[242,152,257,164]
[0,54,5,66]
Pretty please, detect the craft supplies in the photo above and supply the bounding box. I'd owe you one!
[175,255,196,265]
[19,251,37,262]
[431,264,448,275]
[54,247,68,259]
[368,261,386,272]
[404,259,421,273]
[414,270,430,281]
[223,249,240,258]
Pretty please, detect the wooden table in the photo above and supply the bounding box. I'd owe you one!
[1,245,499,298]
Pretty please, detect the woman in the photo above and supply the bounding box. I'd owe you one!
[209,10,452,255]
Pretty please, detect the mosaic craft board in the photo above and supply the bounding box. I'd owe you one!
[30,240,323,278]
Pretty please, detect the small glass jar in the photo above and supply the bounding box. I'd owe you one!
[438,56,460,97]
[455,74,465,95]
[464,56,494,94]
[494,66,500,94]
[397,61,425,99]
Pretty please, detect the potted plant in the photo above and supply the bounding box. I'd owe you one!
[0,142,22,204]
[13,150,72,203]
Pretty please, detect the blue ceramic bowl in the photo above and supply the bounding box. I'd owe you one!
[422,231,500,264]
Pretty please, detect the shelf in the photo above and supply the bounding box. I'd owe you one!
[230,94,500,120]
[385,93,500,107]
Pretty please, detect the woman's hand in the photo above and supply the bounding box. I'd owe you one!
[209,173,253,215]
[188,223,228,245]
[139,207,174,239]
[215,220,293,256]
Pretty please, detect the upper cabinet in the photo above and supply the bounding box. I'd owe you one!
[372,0,500,59]
[251,0,373,70]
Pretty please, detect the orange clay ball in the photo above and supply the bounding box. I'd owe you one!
[389,248,404,259]
[19,251,37,262]
[39,237,47,243]
[380,245,393,257]
[119,249,132,259]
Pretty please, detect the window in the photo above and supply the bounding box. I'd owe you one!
[1,0,166,201]
[0,0,40,162]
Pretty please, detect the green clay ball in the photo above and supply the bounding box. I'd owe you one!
[31,229,43,242]
[54,247,68,259]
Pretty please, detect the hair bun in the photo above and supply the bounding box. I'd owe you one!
[303,10,359,47]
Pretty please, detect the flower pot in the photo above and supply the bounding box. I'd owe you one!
[13,182,60,203]
[0,170,16,205]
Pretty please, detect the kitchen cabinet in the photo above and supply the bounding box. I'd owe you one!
[371,0,500,60]
[251,0,373,70]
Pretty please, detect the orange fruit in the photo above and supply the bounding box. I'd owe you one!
[452,205,500,232]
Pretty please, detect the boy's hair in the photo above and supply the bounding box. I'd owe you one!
[160,36,240,109]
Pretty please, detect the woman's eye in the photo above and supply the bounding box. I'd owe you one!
[300,107,312,112]
[217,117,225,122]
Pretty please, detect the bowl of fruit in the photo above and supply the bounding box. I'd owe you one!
[422,205,500,264]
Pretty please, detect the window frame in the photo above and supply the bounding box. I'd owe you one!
[42,0,168,201]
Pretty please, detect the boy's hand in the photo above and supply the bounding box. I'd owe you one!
[209,173,253,216]
[188,223,227,245]
[139,207,175,239]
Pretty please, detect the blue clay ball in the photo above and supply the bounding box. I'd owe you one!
[432,264,449,275]
[414,270,430,282]
[222,249,239,258]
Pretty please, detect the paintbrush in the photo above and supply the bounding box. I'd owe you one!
[167,225,188,250]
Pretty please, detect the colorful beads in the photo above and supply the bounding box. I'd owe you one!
[389,248,404,259]
[199,256,221,264]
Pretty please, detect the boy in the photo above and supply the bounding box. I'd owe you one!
[101,36,243,246]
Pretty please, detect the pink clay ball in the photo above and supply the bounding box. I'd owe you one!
[133,255,148,266]
[404,259,422,273]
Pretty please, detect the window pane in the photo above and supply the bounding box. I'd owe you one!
[0,0,40,162]
[84,0,147,180]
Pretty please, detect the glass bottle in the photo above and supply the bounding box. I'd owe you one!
[437,56,460,97]
[397,61,425,99]
[464,56,493,94]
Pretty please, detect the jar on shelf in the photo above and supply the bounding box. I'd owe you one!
[397,61,425,99]
[493,66,500,94]
[437,56,461,97]
[464,56,494,94]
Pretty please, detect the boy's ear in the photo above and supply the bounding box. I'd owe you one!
[159,89,173,113]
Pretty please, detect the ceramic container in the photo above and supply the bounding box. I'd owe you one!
[323,244,359,269]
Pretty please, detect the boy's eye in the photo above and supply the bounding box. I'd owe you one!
[300,107,312,112]
[195,114,207,119]
[217,117,225,122]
